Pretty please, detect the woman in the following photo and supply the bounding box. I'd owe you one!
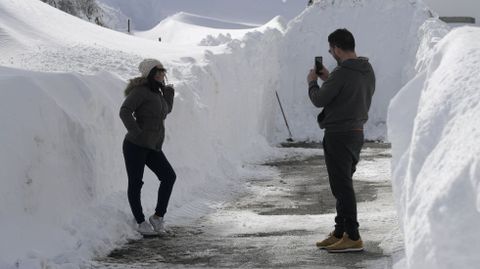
[119,59,176,236]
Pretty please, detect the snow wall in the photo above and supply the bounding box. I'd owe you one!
[388,22,480,268]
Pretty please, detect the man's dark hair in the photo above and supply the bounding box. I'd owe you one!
[328,28,355,51]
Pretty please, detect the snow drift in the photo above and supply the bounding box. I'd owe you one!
[388,24,480,268]
[0,68,131,268]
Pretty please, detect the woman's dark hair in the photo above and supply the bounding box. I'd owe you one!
[146,67,163,91]
[328,28,355,51]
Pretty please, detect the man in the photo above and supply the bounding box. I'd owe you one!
[307,28,375,253]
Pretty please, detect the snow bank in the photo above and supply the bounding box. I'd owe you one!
[275,0,433,142]
[0,67,132,267]
[388,25,480,268]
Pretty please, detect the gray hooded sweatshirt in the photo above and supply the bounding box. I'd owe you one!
[119,77,174,151]
[308,57,375,132]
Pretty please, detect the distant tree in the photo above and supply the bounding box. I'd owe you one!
[40,0,105,27]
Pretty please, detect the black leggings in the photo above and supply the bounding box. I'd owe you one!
[322,131,364,240]
[122,139,176,224]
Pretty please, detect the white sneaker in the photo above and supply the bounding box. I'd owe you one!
[137,221,157,236]
[149,215,166,234]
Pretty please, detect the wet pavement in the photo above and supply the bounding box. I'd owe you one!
[95,143,403,269]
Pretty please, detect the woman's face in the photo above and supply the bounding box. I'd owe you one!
[154,65,166,83]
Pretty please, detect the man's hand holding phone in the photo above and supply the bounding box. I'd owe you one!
[308,56,329,83]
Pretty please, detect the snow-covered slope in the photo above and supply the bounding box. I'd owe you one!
[135,12,286,45]
[97,0,306,31]
[388,24,480,268]
[160,12,259,29]
[0,0,214,78]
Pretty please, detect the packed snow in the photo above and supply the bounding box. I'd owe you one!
[1,0,479,268]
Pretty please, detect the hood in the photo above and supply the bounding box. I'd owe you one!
[124,77,148,96]
[340,57,373,75]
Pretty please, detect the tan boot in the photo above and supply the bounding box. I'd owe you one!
[325,234,363,253]
[316,231,342,249]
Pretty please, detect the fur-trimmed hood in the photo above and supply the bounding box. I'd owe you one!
[124,77,148,96]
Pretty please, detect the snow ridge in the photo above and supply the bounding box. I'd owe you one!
[388,25,480,269]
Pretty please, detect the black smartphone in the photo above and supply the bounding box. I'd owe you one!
[315,56,323,75]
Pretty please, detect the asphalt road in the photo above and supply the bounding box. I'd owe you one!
[95,143,404,269]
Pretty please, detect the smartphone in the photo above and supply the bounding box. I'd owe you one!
[315,56,323,75]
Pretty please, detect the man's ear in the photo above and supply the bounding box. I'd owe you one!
[334,46,345,58]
